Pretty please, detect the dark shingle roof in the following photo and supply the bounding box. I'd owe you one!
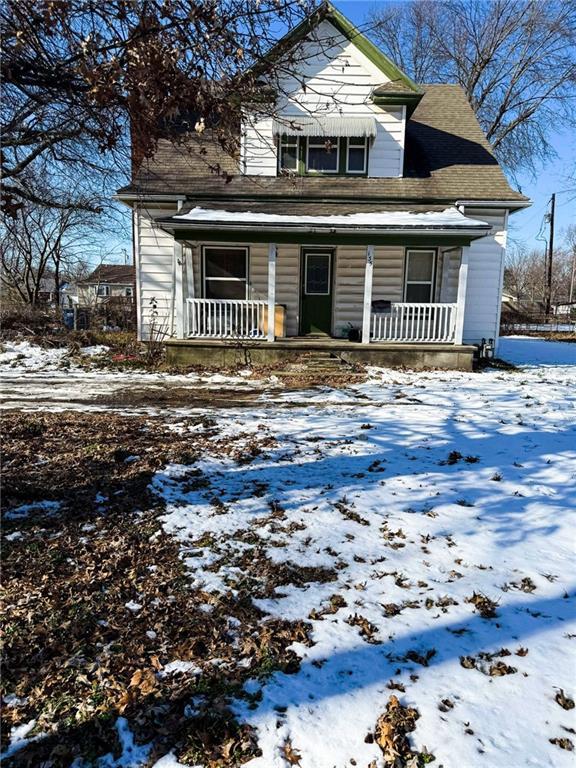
[82,265,135,285]
[117,86,528,206]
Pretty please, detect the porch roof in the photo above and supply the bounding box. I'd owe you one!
[156,205,491,246]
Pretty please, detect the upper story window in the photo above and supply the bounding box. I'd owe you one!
[95,284,110,297]
[347,138,368,174]
[278,135,369,176]
[279,135,299,172]
[307,136,339,173]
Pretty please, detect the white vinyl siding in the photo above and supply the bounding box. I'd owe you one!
[240,20,405,178]
[462,208,508,346]
[137,205,178,341]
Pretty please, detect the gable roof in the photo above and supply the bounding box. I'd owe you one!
[82,265,135,285]
[117,85,529,208]
[256,1,421,97]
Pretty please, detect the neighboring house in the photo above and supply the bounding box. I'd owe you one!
[553,301,576,318]
[77,265,135,307]
[115,2,530,370]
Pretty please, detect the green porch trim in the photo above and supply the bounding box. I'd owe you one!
[173,229,479,247]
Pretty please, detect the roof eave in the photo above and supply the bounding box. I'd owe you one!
[371,93,423,117]
[157,219,490,237]
[456,198,532,212]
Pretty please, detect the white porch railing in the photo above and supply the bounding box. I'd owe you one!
[371,302,457,343]
[186,298,267,339]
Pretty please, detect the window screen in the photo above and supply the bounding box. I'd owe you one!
[204,247,248,300]
[404,250,436,303]
[279,136,298,171]
[347,138,367,173]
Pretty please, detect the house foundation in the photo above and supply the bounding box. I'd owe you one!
[165,338,476,371]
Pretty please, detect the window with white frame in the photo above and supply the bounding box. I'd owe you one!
[346,137,368,173]
[279,135,299,172]
[404,249,436,302]
[203,246,248,300]
[306,136,339,173]
[95,284,110,297]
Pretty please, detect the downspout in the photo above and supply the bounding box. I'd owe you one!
[169,199,185,337]
[494,209,509,356]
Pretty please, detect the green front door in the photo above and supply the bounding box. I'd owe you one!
[300,249,333,335]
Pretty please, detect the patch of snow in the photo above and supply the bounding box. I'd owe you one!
[97,717,151,767]
[174,206,488,230]
[4,500,61,519]
[124,601,142,613]
[81,345,109,357]
[151,752,190,768]
[2,694,28,708]
[151,357,576,768]
[157,660,202,678]
[1,719,46,760]
[4,531,23,541]
[499,335,576,367]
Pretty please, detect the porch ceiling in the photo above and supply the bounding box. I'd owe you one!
[156,205,491,246]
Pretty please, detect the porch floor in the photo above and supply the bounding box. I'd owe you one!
[165,337,476,371]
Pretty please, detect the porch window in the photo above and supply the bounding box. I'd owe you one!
[404,249,437,302]
[346,137,368,174]
[95,285,110,297]
[279,135,298,172]
[306,136,339,173]
[203,246,248,300]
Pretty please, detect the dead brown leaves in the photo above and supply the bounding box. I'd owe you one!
[465,592,498,619]
[345,613,381,644]
[0,411,309,766]
[555,689,575,710]
[373,695,434,767]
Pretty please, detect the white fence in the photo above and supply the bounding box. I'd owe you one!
[371,302,457,343]
[186,299,267,339]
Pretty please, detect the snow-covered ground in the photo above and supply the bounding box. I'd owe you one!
[0,340,275,411]
[3,337,576,766]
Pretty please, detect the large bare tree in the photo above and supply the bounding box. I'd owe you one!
[368,0,576,173]
[1,0,319,215]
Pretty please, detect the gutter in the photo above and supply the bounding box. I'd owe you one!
[456,199,531,211]
[157,220,491,237]
[113,193,187,206]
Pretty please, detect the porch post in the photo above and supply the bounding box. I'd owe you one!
[267,243,277,342]
[454,245,470,344]
[361,244,375,344]
[173,241,185,338]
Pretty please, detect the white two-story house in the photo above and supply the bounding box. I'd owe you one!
[115,2,530,370]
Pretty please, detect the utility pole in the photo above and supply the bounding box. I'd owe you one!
[545,193,555,318]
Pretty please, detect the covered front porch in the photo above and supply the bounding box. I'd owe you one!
[157,205,490,366]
